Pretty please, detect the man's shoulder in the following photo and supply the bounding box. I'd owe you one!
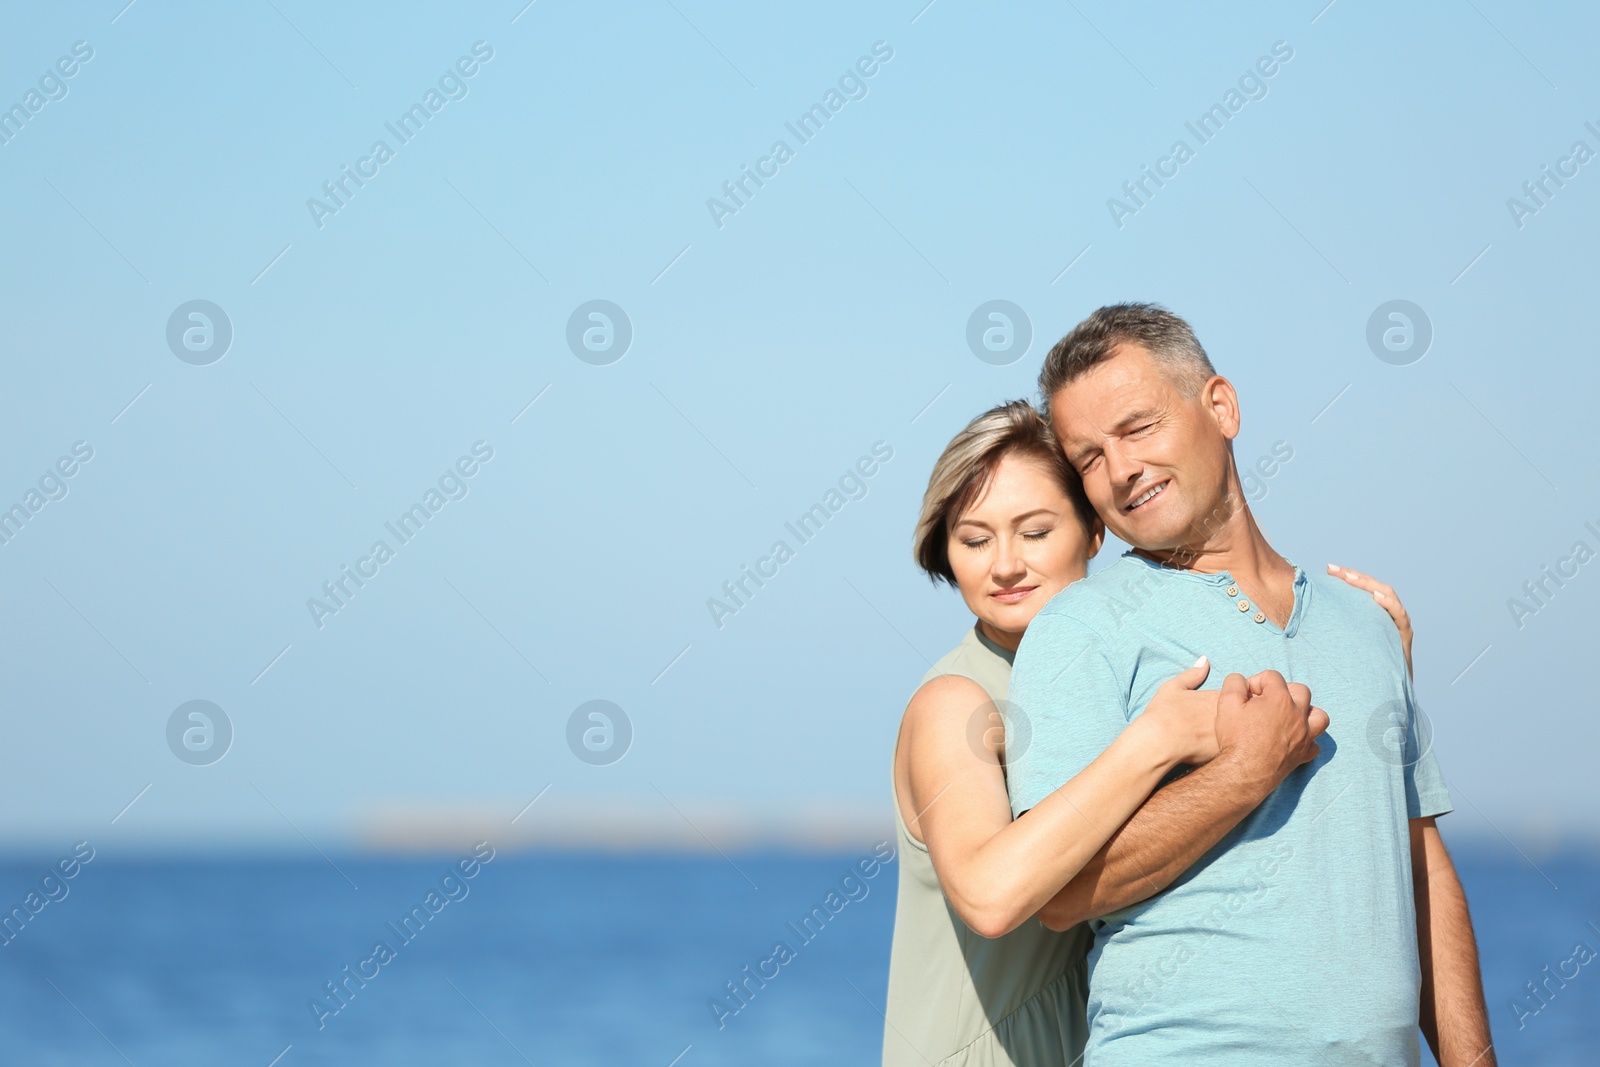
[1013,558,1157,673]
[1306,568,1398,631]
[1035,554,1174,628]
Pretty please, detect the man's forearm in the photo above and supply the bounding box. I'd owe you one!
[1038,749,1267,929]
[1415,821,1495,1067]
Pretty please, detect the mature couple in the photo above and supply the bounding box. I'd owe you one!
[883,305,1493,1066]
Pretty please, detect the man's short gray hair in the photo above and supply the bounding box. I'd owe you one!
[1038,303,1216,419]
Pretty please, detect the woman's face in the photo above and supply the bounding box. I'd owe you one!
[947,452,1103,650]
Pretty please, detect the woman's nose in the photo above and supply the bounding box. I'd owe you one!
[993,538,1026,580]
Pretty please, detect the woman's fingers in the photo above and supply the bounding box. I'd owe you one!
[1154,655,1211,694]
[1329,563,1414,676]
[1327,564,1410,626]
[1176,655,1210,690]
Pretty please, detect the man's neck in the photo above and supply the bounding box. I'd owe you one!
[1135,503,1299,625]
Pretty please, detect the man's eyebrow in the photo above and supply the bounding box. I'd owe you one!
[1109,407,1162,431]
[1065,407,1162,465]
[1065,442,1098,465]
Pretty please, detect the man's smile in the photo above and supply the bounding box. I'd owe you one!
[1124,480,1169,512]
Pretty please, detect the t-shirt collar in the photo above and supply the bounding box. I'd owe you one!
[1121,550,1311,637]
[973,621,1017,665]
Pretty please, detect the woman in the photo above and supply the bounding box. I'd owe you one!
[882,400,1413,1067]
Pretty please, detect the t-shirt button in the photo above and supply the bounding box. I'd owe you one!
[1226,585,1238,596]
[1254,612,1265,623]
[1237,600,1251,612]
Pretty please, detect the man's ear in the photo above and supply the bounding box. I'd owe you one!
[1089,518,1107,558]
[1204,375,1242,441]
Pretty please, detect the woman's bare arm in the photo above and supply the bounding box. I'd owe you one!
[1035,745,1281,929]
[899,661,1214,938]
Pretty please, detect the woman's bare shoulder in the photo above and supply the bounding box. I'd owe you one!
[899,674,995,760]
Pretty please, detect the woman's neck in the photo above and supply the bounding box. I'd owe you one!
[977,618,1021,652]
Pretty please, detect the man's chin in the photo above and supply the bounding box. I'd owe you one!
[1106,516,1188,553]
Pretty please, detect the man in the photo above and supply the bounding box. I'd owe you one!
[1005,304,1493,1065]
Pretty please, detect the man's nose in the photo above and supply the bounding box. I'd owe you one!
[1105,441,1141,487]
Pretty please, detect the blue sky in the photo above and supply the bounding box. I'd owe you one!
[0,0,1595,850]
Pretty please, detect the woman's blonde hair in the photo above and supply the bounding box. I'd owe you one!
[913,400,1097,585]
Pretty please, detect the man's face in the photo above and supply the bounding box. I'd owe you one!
[1049,344,1236,552]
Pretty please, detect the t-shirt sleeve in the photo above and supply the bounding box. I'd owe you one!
[1401,670,1453,819]
[1004,610,1130,818]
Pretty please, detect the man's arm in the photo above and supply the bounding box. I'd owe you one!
[1412,816,1495,1067]
[1037,748,1268,928]
[1038,670,1322,930]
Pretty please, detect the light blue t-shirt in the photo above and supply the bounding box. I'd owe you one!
[1006,552,1452,1066]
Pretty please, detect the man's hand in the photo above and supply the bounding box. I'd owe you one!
[1212,671,1328,799]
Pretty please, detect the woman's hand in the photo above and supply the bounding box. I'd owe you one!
[1139,657,1220,767]
[1327,564,1413,677]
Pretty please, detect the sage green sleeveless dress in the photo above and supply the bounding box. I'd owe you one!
[883,623,1092,1067]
